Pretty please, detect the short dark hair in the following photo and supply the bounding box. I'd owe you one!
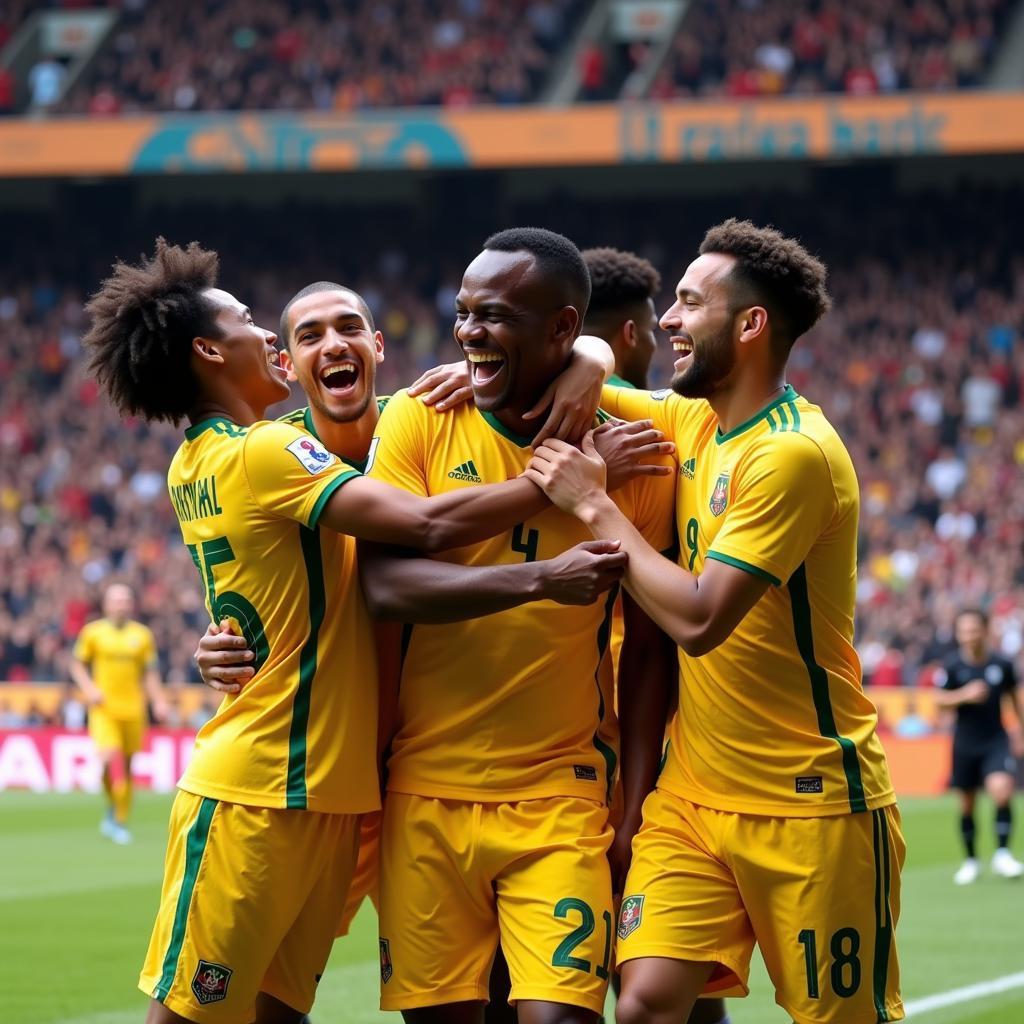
[83,237,220,425]
[956,607,989,627]
[699,218,831,350]
[484,227,591,314]
[279,281,375,347]
[582,247,661,318]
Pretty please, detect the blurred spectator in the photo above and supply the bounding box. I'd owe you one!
[27,57,65,109]
[57,0,589,114]
[652,0,1014,100]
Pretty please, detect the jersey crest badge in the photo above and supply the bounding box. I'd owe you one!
[379,939,393,983]
[985,664,1003,685]
[617,894,645,939]
[286,436,334,475]
[191,960,232,1005]
[709,473,730,516]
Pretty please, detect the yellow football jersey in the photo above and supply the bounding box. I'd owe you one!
[167,415,379,814]
[368,390,675,804]
[73,619,156,720]
[601,385,895,817]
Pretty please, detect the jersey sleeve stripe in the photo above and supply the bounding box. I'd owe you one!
[153,797,218,1001]
[871,808,895,1021]
[308,470,360,529]
[787,564,867,812]
[285,525,329,808]
[787,401,802,432]
[705,550,781,587]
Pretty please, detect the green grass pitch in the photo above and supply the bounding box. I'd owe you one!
[1,792,1022,1023]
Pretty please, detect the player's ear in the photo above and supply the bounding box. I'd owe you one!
[374,330,385,365]
[622,319,638,349]
[552,305,580,344]
[192,336,226,365]
[736,305,768,347]
[279,348,298,382]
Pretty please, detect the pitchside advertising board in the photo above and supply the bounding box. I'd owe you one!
[0,729,196,793]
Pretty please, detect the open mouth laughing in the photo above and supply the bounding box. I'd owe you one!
[319,359,361,398]
[465,349,506,387]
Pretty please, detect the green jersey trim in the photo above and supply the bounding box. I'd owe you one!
[607,373,637,389]
[184,416,246,441]
[871,808,895,1021]
[787,563,867,812]
[715,385,798,445]
[592,586,619,802]
[153,797,217,1001]
[286,525,328,808]
[308,470,359,529]
[481,410,534,448]
[705,550,781,587]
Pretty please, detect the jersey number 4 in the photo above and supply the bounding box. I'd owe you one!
[187,537,270,673]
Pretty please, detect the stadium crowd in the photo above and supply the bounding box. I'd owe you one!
[47,0,589,114]
[0,183,1021,700]
[644,0,1014,100]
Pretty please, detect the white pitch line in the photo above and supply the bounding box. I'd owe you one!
[904,971,1024,1017]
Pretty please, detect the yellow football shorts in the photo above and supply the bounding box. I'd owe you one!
[336,809,382,937]
[378,792,614,1014]
[88,708,144,756]
[139,789,360,1023]
[617,789,905,1024]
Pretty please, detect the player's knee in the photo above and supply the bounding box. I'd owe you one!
[615,988,670,1024]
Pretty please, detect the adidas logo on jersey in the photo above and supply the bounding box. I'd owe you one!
[681,457,696,480]
[448,460,482,483]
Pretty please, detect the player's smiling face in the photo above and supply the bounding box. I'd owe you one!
[201,288,289,406]
[283,290,383,424]
[661,253,739,400]
[454,249,577,414]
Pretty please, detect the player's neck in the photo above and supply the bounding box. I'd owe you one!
[308,400,379,464]
[962,646,986,664]
[490,406,541,443]
[709,373,788,437]
[188,393,267,430]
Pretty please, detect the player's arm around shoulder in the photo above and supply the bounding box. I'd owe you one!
[319,391,548,554]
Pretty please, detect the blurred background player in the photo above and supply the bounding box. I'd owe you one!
[581,247,662,392]
[933,607,1024,884]
[69,582,168,844]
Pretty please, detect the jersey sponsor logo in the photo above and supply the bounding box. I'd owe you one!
[286,436,335,475]
[795,775,824,794]
[650,388,671,401]
[709,472,730,516]
[573,764,598,781]
[617,894,644,939]
[379,938,393,983]
[448,459,482,483]
[191,960,232,1005]
[680,457,696,480]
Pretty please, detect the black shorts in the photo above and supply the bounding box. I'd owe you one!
[951,736,1016,791]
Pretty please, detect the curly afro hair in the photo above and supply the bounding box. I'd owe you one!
[582,247,661,319]
[83,238,221,425]
[699,218,831,350]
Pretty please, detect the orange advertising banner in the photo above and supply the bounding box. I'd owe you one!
[0,93,1022,177]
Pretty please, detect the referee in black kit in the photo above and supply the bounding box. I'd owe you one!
[934,608,1024,884]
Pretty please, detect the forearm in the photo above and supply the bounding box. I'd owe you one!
[420,477,548,553]
[68,661,98,699]
[143,669,164,703]
[572,334,615,380]
[580,497,709,653]
[361,546,546,623]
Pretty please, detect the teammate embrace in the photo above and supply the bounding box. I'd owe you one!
[84,222,904,1024]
